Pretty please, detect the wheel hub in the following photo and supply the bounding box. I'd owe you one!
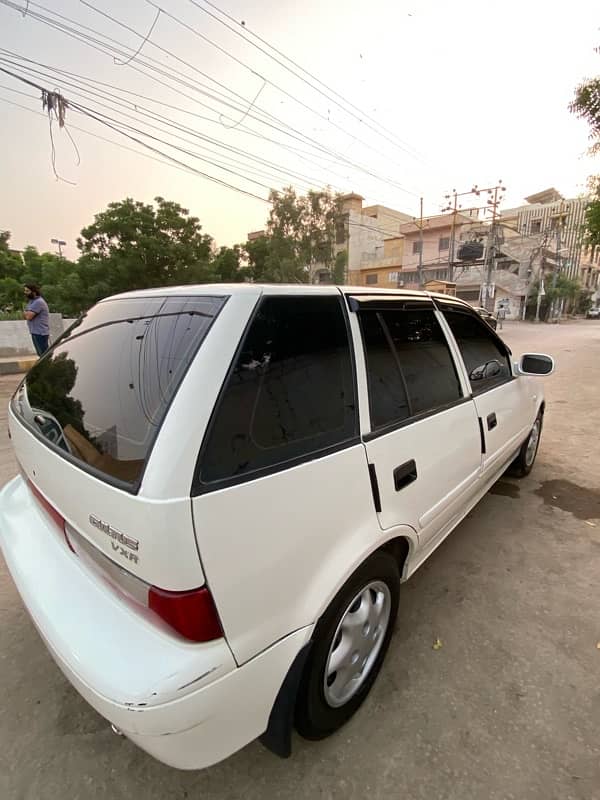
[323,581,391,708]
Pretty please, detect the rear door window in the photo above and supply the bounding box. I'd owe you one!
[359,306,463,432]
[13,295,226,489]
[197,295,358,488]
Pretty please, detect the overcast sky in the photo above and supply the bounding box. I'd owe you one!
[0,0,598,258]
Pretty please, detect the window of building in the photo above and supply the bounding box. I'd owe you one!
[441,306,512,394]
[365,274,378,285]
[198,296,358,487]
[359,307,462,431]
[530,219,542,234]
[439,237,450,251]
[412,241,422,255]
[335,220,347,244]
[388,271,399,282]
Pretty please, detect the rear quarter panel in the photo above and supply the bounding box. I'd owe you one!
[192,445,416,665]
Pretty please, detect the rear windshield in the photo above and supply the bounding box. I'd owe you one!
[12,295,226,489]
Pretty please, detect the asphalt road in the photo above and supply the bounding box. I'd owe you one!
[1,321,599,800]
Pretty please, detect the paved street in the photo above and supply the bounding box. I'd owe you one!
[1,321,599,800]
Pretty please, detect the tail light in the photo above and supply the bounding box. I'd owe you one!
[26,478,76,554]
[149,586,223,642]
[21,471,223,643]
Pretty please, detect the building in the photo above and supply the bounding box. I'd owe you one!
[580,245,600,305]
[339,193,412,286]
[247,230,266,242]
[394,211,481,289]
[500,189,587,278]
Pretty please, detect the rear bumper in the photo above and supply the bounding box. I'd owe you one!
[0,477,312,769]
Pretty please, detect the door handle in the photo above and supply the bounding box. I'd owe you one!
[393,459,417,492]
[487,412,497,430]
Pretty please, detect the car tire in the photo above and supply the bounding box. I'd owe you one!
[295,551,400,741]
[509,411,543,478]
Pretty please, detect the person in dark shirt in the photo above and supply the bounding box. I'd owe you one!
[23,284,50,356]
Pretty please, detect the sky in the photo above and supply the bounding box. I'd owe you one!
[0,0,598,259]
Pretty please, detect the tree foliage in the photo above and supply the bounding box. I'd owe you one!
[77,197,215,302]
[261,186,346,283]
[583,177,600,251]
[0,189,347,320]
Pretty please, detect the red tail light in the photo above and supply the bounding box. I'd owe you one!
[26,479,76,554]
[148,585,223,643]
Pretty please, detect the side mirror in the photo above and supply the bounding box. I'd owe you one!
[517,353,554,376]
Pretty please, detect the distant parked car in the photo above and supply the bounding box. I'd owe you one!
[586,307,600,319]
[473,306,498,330]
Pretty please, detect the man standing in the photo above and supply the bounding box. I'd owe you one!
[23,284,50,356]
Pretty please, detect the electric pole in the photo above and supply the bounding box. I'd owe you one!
[417,197,424,288]
[481,181,506,311]
[442,186,479,282]
[408,198,428,288]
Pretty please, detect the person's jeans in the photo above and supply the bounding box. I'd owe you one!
[31,334,49,356]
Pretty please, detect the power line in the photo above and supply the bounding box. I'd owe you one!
[0,66,271,203]
[189,0,427,164]
[0,53,339,192]
[78,0,420,197]
[0,0,419,199]
[142,0,424,178]
[0,93,218,182]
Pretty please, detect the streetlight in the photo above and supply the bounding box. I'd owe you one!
[51,238,66,257]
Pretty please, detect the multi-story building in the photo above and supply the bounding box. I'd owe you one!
[499,188,587,281]
[339,193,412,286]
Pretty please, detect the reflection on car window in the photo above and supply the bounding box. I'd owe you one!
[199,295,357,485]
[441,307,511,394]
[359,307,462,431]
[14,295,226,486]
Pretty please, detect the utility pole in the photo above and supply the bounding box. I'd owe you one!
[481,181,506,311]
[417,197,424,288]
[409,198,428,288]
[550,203,568,322]
[442,182,506,308]
[442,186,479,282]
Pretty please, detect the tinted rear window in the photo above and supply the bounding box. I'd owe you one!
[13,295,226,489]
[198,295,357,488]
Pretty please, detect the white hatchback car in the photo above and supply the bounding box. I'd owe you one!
[0,285,553,769]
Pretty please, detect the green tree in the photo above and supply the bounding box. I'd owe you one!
[212,245,243,283]
[77,197,214,302]
[583,177,600,255]
[570,49,600,156]
[0,231,25,282]
[333,249,348,285]
[264,187,345,282]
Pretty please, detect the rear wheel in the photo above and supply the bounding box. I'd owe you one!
[295,551,399,740]
[509,412,543,477]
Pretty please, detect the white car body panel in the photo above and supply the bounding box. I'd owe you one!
[192,443,417,665]
[8,414,206,591]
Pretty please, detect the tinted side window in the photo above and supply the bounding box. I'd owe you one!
[359,307,462,431]
[359,312,410,429]
[441,307,512,394]
[199,295,357,485]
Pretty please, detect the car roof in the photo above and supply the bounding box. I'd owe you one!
[102,283,474,310]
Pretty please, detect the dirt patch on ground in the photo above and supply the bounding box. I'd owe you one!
[535,479,600,520]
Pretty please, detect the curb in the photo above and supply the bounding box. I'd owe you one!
[0,358,38,375]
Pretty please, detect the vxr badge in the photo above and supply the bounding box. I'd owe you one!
[89,515,140,564]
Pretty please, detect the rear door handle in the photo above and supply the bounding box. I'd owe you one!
[393,459,417,492]
[487,412,497,430]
